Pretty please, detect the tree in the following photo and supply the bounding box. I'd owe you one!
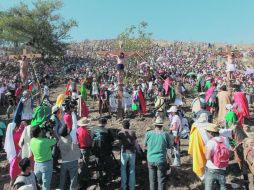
[115,21,153,52]
[0,0,77,57]
[114,21,153,83]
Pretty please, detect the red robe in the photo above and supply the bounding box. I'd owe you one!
[65,82,77,96]
[232,107,244,126]
[65,83,71,96]
[138,89,146,114]
[234,92,250,119]
[80,98,89,117]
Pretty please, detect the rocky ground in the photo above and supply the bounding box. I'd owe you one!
[0,84,253,190]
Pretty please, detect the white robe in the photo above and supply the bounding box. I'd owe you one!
[4,123,16,163]
[109,91,117,112]
[19,125,32,159]
[122,91,132,111]
[70,112,77,144]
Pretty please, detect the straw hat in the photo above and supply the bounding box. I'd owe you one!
[153,117,164,126]
[205,123,219,133]
[199,92,206,96]
[18,185,33,190]
[77,117,91,127]
[225,104,233,110]
[52,105,60,114]
[167,106,178,113]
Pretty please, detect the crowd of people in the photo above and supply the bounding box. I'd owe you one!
[1,40,254,190]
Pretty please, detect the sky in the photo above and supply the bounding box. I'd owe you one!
[0,0,254,44]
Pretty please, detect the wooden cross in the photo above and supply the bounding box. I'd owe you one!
[96,51,144,58]
[97,50,145,119]
[9,48,42,60]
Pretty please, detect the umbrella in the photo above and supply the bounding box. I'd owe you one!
[187,72,197,77]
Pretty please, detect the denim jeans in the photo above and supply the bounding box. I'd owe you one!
[172,142,181,166]
[34,160,53,190]
[60,160,78,190]
[148,162,167,190]
[205,167,226,190]
[121,152,136,190]
[80,148,90,180]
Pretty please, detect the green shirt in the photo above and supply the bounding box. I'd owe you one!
[144,130,171,163]
[30,137,56,162]
[204,81,211,90]
[80,84,87,100]
[225,110,237,128]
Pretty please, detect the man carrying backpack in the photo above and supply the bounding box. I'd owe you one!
[90,117,114,186]
[204,123,231,190]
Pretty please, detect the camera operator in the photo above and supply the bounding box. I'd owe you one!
[63,97,79,144]
[90,117,114,186]
[30,126,58,190]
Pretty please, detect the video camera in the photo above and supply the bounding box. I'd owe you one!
[62,97,78,112]
[42,116,56,131]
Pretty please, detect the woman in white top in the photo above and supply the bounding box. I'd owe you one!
[168,106,182,166]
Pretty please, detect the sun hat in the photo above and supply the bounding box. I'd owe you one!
[167,106,178,113]
[52,105,60,114]
[225,104,233,110]
[5,91,11,96]
[77,117,91,127]
[199,92,206,96]
[18,185,33,190]
[205,123,219,133]
[153,117,164,126]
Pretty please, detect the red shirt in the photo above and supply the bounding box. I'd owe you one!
[64,113,72,130]
[76,127,91,149]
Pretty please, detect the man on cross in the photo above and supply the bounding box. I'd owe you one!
[19,56,29,84]
[107,52,136,85]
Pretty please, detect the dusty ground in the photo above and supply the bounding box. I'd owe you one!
[0,84,253,190]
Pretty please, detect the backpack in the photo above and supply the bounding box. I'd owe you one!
[212,137,230,168]
[91,128,109,156]
[179,117,190,139]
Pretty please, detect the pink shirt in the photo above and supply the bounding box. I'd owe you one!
[64,113,72,130]
[76,127,91,149]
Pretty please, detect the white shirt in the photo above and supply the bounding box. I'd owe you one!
[170,115,182,136]
[205,136,231,170]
